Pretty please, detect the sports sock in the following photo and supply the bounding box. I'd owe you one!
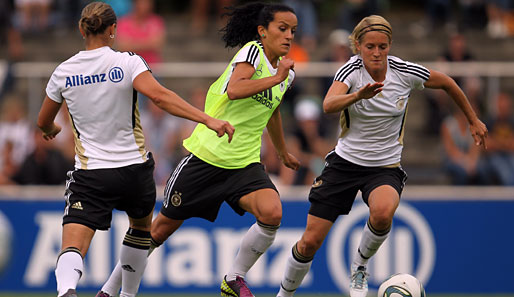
[55,247,83,297]
[118,228,151,297]
[353,218,390,267]
[226,221,279,281]
[277,243,313,297]
[101,236,161,296]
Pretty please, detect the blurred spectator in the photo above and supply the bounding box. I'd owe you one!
[457,0,487,32]
[483,92,514,185]
[14,0,52,32]
[283,0,318,52]
[0,96,34,183]
[486,0,512,38]
[0,0,24,100]
[337,0,380,33]
[11,129,73,185]
[190,0,234,36]
[102,0,133,18]
[116,0,165,67]
[424,33,475,135]
[321,29,352,95]
[440,104,488,185]
[281,97,333,185]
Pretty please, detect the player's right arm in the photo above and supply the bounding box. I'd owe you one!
[37,95,62,140]
[323,81,383,113]
[133,71,234,142]
[226,58,294,100]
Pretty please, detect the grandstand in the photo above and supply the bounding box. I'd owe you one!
[3,1,514,185]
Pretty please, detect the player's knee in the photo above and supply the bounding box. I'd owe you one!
[257,208,282,226]
[298,234,323,256]
[370,213,393,231]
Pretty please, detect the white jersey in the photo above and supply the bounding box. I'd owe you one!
[333,55,430,167]
[46,46,151,170]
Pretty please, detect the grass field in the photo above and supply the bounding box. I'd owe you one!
[0,292,514,297]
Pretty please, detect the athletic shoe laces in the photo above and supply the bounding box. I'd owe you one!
[350,266,369,290]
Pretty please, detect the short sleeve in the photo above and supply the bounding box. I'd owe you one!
[287,69,295,89]
[232,43,261,69]
[388,57,430,90]
[126,53,152,82]
[45,68,64,103]
[333,56,362,89]
[408,61,430,90]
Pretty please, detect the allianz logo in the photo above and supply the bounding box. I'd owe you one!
[327,202,436,294]
[65,67,124,88]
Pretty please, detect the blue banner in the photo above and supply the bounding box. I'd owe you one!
[0,189,513,295]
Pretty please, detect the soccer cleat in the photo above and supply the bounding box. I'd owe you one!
[349,265,369,297]
[221,275,255,297]
[95,291,113,297]
[59,288,78,297]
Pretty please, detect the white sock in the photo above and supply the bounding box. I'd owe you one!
[353,219,390,267]
[55,248,83,297]
[277,243,313,297]
[101,237,160,296]
[118,228,151,297]
[226,221,278,281]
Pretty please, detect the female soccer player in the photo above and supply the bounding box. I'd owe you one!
[97,2,299,297]
[38,2,233,297]
[276,15,488,297]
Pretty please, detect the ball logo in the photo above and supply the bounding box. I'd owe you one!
[326,202,435,295]
[108,67,124,83]
[0,211,12,275]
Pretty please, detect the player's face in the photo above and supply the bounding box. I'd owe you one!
[261,11,297,58]
[357,31,391,74]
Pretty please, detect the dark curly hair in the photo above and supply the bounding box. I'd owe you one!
[220,2,295,48]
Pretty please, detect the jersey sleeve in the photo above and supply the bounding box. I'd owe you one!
[127,53,152,82]
[287,69,295,89]
[232,43,261,69]
[388,57,430,90]
[333,56,362,89]
[45,67,64,103]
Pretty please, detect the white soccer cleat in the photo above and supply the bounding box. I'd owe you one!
[349,265,369,297]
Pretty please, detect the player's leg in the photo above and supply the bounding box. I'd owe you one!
[277,214,332,297]
[350,185,400,297]
[55,223,95,297]
[220,187,280,297]
[98,213,183,297]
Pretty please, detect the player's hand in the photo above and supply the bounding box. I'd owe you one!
[280,152,300,171]
[42,123,61,140]
[356,82,384,100]
[205,117,235,143]
[276,58,294,82]
[469,118,488,149]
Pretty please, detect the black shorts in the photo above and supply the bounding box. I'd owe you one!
[63,155,156,231]
[160,154,277,222]
[308,151,407,222]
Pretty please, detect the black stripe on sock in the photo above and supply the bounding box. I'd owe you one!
[292,242,314,263]
[358,248,371,260]
[256,220,280,231]
[367,219,391,236]
[56,247,83,265]
[123,228,151,250]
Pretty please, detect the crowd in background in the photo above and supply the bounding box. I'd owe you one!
[0,0,513,187]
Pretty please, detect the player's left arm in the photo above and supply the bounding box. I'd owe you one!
[266,107,300,171]
[37,95,62,140]
[424,69,488,148]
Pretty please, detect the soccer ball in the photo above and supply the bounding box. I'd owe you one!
[377,273,425,297]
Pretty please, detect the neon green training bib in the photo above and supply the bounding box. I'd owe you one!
[183,41,290,169]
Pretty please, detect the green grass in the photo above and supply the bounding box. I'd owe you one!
[0,292,514,297]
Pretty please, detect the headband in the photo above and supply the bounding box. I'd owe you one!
[356,23,392,40]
